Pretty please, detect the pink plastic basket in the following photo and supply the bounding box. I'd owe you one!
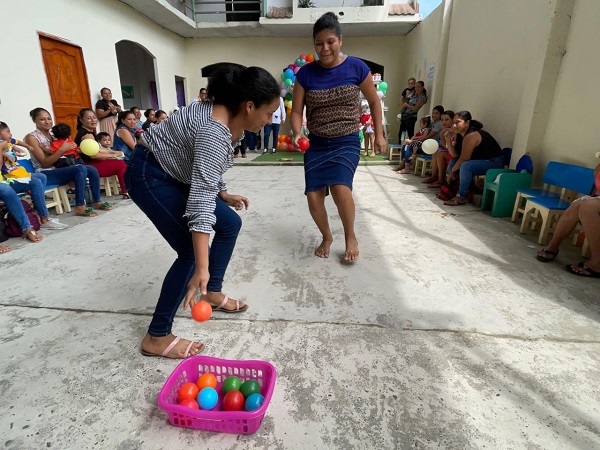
[157,356,276,434]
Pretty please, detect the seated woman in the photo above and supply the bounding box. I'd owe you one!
[155,110,168,125]
[422,110,455,188]
[396,115,431,174]
[24,107,111,217]
[536,162,600,277]
[142,109,156,131]
[95,87,122,137]
[442,111,504,206]
[75,108,129,199]
[113,111,137,161]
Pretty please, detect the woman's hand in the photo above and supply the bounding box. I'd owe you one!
[222,193,250,211]
[293,133,307,145]
[183,268,210,311]
[58,141,77,154]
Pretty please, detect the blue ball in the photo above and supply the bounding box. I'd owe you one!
[244,393,265,412]
[284,68,294,80]
[197,387,218,410]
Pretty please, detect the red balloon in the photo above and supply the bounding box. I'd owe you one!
[284,135,292,144]
[297,138,310,152]
[299,53,307,59]
[223,390,245,411]
[179,399,200,409]
[178,382,200,403]
[191,300,212,322]
[286,142,295,151]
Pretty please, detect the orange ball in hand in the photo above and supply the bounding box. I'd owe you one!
[191,300,212,322]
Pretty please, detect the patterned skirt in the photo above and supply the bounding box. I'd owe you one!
[99,116,117,138]
[304,132,360,193]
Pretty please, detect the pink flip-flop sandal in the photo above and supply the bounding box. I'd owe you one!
[211,295,249,314]
[141,336,204,359]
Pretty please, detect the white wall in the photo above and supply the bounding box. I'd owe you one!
[541,0,600,169]
[0,0,187,138]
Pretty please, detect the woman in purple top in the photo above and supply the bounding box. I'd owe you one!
[291,12,385,263]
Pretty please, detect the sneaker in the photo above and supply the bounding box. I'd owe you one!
[263,149,268,154]
[41,218,68,230]
[272,148,276,154]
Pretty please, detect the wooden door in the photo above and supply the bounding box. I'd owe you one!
[39,34,91,138]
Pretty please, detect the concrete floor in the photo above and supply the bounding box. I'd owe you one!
[1,158,599,450]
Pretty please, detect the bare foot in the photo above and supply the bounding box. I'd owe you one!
[315,237,333,258]
[344,236,359,262]
[0,245,11,254]
[74,206,98,217]
[141,333,204,359]
[201,292,248,312]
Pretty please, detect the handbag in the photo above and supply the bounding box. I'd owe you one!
[1,199,41,237]
[54,155,79,168]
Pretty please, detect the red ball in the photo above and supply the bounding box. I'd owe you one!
[178,382,200,403]
[191,300,212,322]
[284,135,292,144]
[297,138,310,152]
[223,390,245,411]
[178,399,199,409]
[286,142,295,151]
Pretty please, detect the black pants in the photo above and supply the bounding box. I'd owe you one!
[234,136,247,156]
[399,116,418,141]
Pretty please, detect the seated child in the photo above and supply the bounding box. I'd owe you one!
[96,132,125,159]
[0,121,32,181]
[50,123,82,168]
[397,116,432,174]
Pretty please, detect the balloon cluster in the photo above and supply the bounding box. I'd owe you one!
[280,52,317,115]
[376,81,389,100]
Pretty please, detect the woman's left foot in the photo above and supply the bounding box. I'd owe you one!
[566,263,600,278]
[201,292,248,313]
[344,236,359,262]
[0,245,11,254]
[444,197,467,206]
[93,202,113,211]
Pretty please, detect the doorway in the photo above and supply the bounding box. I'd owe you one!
[38,33,92,138]
[115,41,158,110]
[175,76,186,108]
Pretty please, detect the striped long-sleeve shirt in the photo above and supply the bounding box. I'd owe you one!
[143,101,235,234]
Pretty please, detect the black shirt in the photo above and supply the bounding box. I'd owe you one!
[401,86,415,99]
[74,127,97,162]
[95,99,119,117]
[455,128,502,160]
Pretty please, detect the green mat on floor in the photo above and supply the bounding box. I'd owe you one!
[251,151,388,163]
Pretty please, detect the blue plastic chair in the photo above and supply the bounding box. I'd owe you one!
[414,154,433,177]
[17,158,67,214]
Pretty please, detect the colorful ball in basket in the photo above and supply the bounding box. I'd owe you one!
[197,373,217,390]
[223,390,245,411]
[191,300,212,322]
[240,379,261,398]
[222,376,242,394]
[422,139,439,155]
[197,387,218,410]
[79,139,100,156]
[179,399,199,409]
[245,393,265,412]
[177,382,199,403]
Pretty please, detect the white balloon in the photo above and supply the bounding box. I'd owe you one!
[376,90,384,99]
[421,139,439,155]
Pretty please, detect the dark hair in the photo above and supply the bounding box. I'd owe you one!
[155,110,167,120]
[130,106,140,113]
[432,105,444,117]
[118,110,135,124]
[51,123,71,139]
[416,81,427,97]
[77,108,95,130]
[205,63,279,117]
[0,121,8,133]
[199,88,207,93]
[420,116,432,128]
[30,107,50,121]
[442,110,455,119]
[313,12,342,39]
[96,132,110,142]
[408,77,416,83]
[455,110,483,130]
[100,87,111,95]
[144,109,155,118]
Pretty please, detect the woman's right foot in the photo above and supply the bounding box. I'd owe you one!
[344,236,359,262]
[315,237,333,258]
[22,228,43,243]
[141,333,204,359]
[74,206,98,217]
[0,245,11,254]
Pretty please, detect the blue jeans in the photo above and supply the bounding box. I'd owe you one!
[245,130,257,150]
[42,165,101,206]
[125,146,242,336]
[448,156,504,198]
[1,182,34,231]
[402,144,424,164]
[263,123,280,150]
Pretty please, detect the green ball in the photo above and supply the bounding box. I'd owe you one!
[240,379,261,398]
[222,376,242,393]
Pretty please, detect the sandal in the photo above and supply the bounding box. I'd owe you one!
[427,182,444,188]
[422,177,436,184]
[94,201,113,211]
[566,263,600,278]
[444,199,468,206]
[75,207,97,217]
[141,336,205,359]
[22,228,43,243]
[211,295,249,314]
[122,193,130,200]
[398,167,412,174]
[0,245,11,254]
[536,248,559,262]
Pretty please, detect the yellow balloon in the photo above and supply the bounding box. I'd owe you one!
[80,139,100,156]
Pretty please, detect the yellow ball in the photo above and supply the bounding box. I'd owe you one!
[80,139,100,156]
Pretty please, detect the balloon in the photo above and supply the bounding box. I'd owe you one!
[79,139,99,156]
[286,107,291,116]
[284,69,294,79]
[379,81,388,91]
[359,130,364,143]
[285,93,292,101]
[191,300,212,322]
[295,58,304,66]
[293,66,300,75]
[286,142,295,151]
[299,53,307,60]
[376,90,384,99]
[287,64,295,70]
[284,135,292,144]
[280,72,287,82]
[306,53,315,63]
[422,139,439,154]
[284,78,293,87]
[280,89,288,97]
[284,100,292,109]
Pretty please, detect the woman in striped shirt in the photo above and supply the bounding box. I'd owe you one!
[126,63,280,359]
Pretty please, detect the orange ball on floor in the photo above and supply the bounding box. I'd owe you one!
[191,300,212,322]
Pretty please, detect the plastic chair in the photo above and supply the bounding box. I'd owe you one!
[414,154,432,177]
[481,169,532,217]
[18,158,66,214]
[387,144,403,161]
[99,175,120,197]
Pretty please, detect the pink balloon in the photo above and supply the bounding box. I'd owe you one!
[293,66,300,74]
[287,64,295,70]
